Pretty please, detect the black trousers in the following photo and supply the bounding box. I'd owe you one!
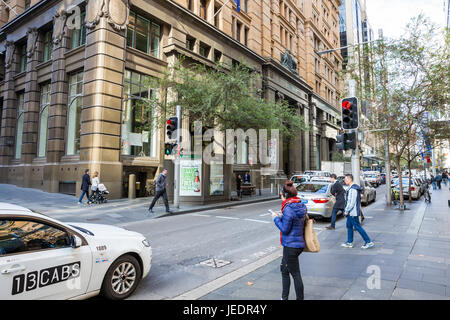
[280,246,304,300]
[149,189,170,211]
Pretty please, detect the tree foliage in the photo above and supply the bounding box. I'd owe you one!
[141,58,308,139]
[340,15,450,207]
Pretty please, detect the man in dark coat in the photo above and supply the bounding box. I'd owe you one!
[78,169,91,204]
[148,168,172,213]
[326,173,346,230]
[243,172,251,183]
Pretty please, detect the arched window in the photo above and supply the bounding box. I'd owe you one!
[38,83,50,157]
[66,72,83,155]
[15,93,24,159]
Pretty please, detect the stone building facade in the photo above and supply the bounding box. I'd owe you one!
[0,0,342,200]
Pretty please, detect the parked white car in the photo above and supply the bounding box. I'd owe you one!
[0,203,152,300]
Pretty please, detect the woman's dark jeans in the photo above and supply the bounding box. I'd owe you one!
[280,246,304,300]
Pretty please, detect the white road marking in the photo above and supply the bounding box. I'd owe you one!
[215,216,240,220]
[259,212,273,217]
[244,218,271,224]
[191,214,212,217]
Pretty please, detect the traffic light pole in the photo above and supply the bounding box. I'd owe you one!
[174,105,182,209]
[351,129,361,186]
[348,81,361,186]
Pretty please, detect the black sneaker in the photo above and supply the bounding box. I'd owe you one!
[148,209,154,213]
[326,226,335,230]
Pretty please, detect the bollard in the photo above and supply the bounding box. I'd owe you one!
[129,174,136,199]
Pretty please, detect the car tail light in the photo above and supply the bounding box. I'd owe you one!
[312,198,329,204]
[410,187,415,191]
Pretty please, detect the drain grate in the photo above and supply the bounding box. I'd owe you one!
[199,258,231,268]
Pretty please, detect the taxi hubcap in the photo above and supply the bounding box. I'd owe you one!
[112,262,136,295]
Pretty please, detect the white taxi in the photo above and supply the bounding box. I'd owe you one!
[0,203,152,300]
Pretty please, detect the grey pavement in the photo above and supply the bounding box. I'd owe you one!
[0,183,278,225]
[201,186,450,300]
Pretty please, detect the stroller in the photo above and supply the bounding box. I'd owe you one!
[89,183,109,204]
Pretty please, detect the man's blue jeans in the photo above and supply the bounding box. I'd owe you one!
[330,207,343,228]
[432,181,437,190]
[79,190,89,203]
[346,215,371,244]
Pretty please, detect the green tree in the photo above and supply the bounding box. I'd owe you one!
[340,15,449,208]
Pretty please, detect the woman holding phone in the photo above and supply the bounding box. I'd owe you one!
[272,180,307,300]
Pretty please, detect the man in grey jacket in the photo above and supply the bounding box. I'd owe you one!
[148,169,172,213]
[341,174,374,249]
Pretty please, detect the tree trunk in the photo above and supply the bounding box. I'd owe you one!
[408,160,413,203]
[396,157,405,208]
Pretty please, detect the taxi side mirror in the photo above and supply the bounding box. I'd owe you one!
[71,235,82,248]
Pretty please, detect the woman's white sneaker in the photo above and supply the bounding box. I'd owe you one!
[361,242,375,249]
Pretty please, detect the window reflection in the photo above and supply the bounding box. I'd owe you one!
[0,220,71,256]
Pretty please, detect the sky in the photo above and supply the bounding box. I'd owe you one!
[364,0,447,39]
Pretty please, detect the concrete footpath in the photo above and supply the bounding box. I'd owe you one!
[199,187,450,300]
[0,184,278,224]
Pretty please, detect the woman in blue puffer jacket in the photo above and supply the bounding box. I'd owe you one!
[272,180,307,300]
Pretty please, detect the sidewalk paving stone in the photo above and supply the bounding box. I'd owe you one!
[202,187,450,300]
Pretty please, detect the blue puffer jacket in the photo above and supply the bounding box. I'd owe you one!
[274,199,307,249]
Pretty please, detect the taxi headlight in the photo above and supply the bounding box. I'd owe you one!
[142,239,151,247]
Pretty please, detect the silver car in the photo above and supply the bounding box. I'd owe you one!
[296,182,336,219]
[343,179,376,206]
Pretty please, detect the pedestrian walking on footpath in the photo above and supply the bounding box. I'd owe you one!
[78,169,91,205]
[341,174,374,249]
[90,171,100,202]
[442,171,448,186]
[148,168,172,213]
[272,180,307,300]
[431,174,437,190]
[326,173,346,230]
[236,174,243,199]
[436,173,442,190]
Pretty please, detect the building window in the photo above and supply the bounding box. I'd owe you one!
[200,0,208,20]
[127,11,161,58]
[188,0,193,10]
[186,36,196,51]
[199,42,211,58]
[72,11,86,49]
[15,93,24,159]
[25,0,31,9]
[18,43,27,72]
[66,71,83,155]
[43,30,53,62]
[38,83,51,157]
[214,49,222,63]
[244,27,249,46]
[214,5,220,28]
[236,21,242,42]
[122,70,156,157]
[242,0,248,13]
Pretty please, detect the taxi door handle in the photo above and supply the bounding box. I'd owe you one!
[1,264,26,274]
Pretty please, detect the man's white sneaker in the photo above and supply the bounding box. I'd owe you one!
[361,242,375,249]
[341,242,354,248]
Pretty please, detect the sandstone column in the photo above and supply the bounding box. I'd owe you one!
[0,41,18,182]
[81,0,129,199]
[22,28,41,187]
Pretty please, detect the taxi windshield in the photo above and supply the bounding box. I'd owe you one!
[297,183,328,193]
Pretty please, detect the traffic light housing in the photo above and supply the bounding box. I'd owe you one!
[164,143,177,155]
[341,97,359,130]
[336,132,357,150]
[336,134,346,151]
[166,117,178,139]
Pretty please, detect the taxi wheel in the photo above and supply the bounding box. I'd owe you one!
[101,254,142,300]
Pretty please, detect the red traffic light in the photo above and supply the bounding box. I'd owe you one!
[167,119,173,125]
[342,100,351,109]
